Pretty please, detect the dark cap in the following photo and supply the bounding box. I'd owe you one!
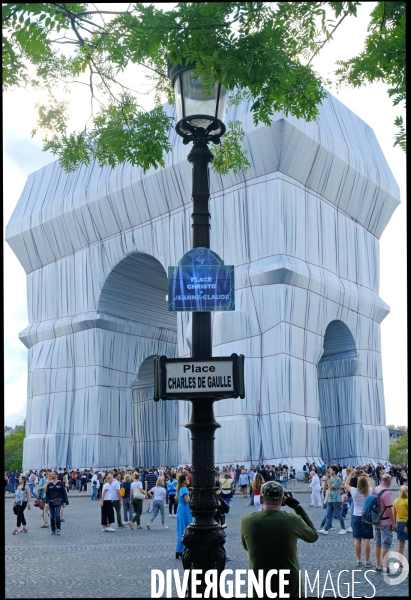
[260,481,284,502]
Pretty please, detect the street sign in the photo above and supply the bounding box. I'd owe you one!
[154,354,245,401]
[168,248,234,311]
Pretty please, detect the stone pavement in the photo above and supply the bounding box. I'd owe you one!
[5,491,408,598]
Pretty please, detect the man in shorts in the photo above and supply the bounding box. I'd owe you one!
[238,470,249,498]
[233,465,242,491]
[373,473,396,574]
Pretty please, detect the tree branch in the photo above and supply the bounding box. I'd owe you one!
[306,12,350,67]
[52,3,104,29]
[50,38,81,45]
[74,10,132,17]
[138,62,168,81]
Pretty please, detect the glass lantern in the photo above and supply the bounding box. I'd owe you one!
[168,61,228,140]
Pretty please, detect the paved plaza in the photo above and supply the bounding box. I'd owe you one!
[5,489,408,598]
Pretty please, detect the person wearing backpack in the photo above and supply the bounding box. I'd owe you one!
[372,473,396,574]
[345,470,375,567]
[121,474,133,529]
[219,472,234,506]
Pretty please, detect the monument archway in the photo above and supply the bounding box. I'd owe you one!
[98,253,178,467]
[317,320,357,464]
[7,93,395,469]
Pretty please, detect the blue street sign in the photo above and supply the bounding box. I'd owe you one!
[168,248,235,312]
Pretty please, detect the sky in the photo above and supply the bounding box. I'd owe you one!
[3,3,407,429]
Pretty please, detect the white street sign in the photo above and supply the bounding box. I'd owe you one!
[165,360,234,394]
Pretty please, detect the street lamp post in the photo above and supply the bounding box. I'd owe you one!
[169,62,229,593]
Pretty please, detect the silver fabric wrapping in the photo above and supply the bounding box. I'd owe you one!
[5,91,399,469]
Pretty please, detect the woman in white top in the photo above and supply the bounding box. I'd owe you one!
[100,474,116,532]
[131,473,147,529]
[147,478,168,530]
[345,470,374,567]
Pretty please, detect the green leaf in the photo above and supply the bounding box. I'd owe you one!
[212,120,251,175]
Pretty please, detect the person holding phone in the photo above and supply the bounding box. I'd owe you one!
[344,469,374,567]
[241,482,318,597]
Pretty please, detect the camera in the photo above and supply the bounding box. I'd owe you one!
[284,492,293,499]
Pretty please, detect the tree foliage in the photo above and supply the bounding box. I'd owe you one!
[389,431,408,465]
[4,421,26,472]
[335,1,406,151]
[2,2,405,175]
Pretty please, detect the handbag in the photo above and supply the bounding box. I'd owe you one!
[13,503,19,515]
[52,497,61,506]
[120,486,126,498]
[133,486,145,500]
[34,499,44,510]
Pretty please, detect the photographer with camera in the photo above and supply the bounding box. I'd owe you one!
[240,481,318,597]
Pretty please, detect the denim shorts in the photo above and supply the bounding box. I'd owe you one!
[397,522,408,541]
[373,525,393,548]
[352,515,373,539]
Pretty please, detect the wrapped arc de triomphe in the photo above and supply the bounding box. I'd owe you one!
[6,93,400,471]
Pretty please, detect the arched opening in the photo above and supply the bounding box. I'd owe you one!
[98,253,176,329]
[317,320,357,464]
[132,356,179,467]
[98,253,178,467]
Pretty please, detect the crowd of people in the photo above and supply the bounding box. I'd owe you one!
[6,461,408,574]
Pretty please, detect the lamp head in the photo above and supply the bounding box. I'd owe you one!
[168,60,227,144]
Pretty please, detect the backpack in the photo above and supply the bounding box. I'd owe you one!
[361,489,390,525]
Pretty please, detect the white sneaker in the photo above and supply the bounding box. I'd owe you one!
[102,528,106,531]
[338,529,347,535]
[318,529,328,535]
[147,523,151,530]
[162,525,169,529]
[346,527,353,533]
[169,514,173,517]
[106,527,115,532]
